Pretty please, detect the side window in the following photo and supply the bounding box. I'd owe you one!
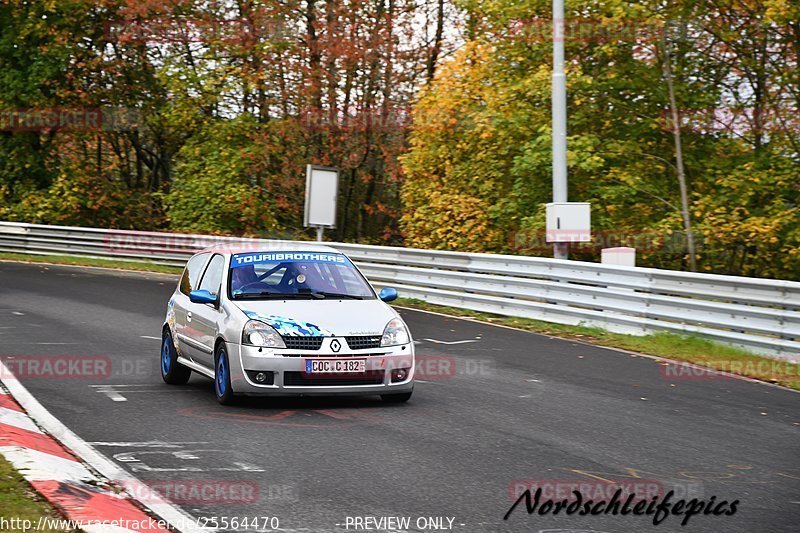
[179,253,210,295]
[198,254,225,297]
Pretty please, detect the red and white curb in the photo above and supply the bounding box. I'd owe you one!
[0,360,207,533]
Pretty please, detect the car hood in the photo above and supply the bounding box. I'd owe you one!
[232,299,397,337]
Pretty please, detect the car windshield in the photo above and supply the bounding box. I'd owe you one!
[229,251,375,300]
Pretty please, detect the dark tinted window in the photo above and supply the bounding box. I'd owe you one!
[179,253,210,295]
[198,254,225,297]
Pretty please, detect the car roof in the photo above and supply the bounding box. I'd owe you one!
[197,241,342,256]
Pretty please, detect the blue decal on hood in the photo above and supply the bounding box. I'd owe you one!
[243,310,334,337]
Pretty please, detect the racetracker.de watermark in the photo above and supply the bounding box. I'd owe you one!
[103,231,287,257]
[300,106,412,132]
[505,16,777,44]
[510,229,698,254]
[413,354,495,380]
[0,108,139,132]
[120,479,263,505]
[0,355,154,380]
[508,479,704,502]
[506,17,671,43]
[105,18,290,44]
[660,361,800,381]
[0,356,111,379]
[658,107,799,134]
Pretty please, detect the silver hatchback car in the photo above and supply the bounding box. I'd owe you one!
[160,244,414,404]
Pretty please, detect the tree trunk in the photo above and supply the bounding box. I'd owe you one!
[426,0,445,82]
[662,44,697,272]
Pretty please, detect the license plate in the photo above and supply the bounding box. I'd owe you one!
[305,359,366,374]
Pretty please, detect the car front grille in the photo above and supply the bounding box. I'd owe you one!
[283,371,385,387]
[281,336,324,350]
[281,353,383,358]
[344,336,382,350]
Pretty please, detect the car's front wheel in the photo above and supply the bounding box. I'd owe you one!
[161,330,191,385]
[381,390,413,403]
[214,345,236,405]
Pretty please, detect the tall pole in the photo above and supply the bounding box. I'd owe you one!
[552,0,568,260]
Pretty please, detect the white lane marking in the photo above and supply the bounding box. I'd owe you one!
[0,406,44,433]
[0,446,92,481]
[526,378,542,383]
[423,338,479,345]
[90,441,209,448]
[104,390,193,393]
[140,335,161,340]
[0,360,210,533]
[90,384,155,388]
[90,384,194,388]
[91,383,203,402]
[11,311,24,316]
[1,342,79,345]
[113,450,265,473]
[519,394,532,398]
[35,342,80,345]
[92,385,127,402]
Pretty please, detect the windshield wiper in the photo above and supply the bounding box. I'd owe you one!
[310,292,365,300]
[233,291,318,300]
[233,291,365,300]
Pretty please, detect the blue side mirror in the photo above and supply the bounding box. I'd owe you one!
[379,287,398,303]
[189,289,216,304]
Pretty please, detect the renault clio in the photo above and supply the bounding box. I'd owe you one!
[160,245,414,404]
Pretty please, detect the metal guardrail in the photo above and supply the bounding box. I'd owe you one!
[1,221,799,361]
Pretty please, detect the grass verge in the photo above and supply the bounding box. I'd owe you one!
[1,251,796,391]
[0,455,72,531]
[396,297,800,391]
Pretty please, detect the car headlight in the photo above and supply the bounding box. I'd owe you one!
[381,318,410,347]
[242,320,286,348]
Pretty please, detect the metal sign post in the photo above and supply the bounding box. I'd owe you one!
[303,165,340,242]
[552,0,568,259]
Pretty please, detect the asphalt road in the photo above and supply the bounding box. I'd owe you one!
[0,260,798,533]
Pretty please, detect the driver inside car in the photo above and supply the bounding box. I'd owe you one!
[232,264,259,292]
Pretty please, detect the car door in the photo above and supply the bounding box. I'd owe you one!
[184,253,226,369]
[173,253,210,362]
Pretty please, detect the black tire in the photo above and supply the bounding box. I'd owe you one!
[161,330,191,385]
[381,390,413,403]
[214,344,236,405]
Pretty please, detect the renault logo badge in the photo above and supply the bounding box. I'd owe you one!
[330,339,341,353]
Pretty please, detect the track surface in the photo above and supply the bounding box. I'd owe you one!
[0,261,798,533]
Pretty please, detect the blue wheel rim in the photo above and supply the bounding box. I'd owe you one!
[216,351,227,396]
[161,336,171,375]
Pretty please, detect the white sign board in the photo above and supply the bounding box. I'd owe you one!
[546,202,591,242]
[304,165,339,228]
[602,247,636,267]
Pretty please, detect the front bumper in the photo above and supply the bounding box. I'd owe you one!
[227,341,414,396]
